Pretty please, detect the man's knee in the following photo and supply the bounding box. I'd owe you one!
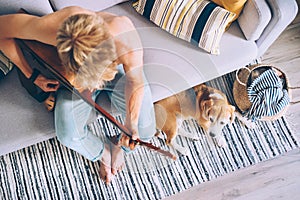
[138,109,156,140]
[56,130,73,149]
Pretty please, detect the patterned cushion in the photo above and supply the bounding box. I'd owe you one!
[212,0,247,29]
[133,0,235,54]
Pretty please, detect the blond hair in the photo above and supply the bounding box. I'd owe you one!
[56,14,118,90]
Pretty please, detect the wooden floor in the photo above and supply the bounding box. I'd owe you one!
[165,8,300,200]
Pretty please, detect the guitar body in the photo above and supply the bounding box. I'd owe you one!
[21,40,68,79]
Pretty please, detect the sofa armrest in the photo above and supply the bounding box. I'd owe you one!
[256,0,298,56]
[238,0,272,41]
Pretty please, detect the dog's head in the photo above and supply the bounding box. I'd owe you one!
[197,92,235,139]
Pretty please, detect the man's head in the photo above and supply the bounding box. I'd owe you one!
[56,14,118,90]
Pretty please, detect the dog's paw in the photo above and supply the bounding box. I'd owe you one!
[215,136,227,148]
[171,143,190,156]
[178,128,199,141]
[239,117,256,129]
[177,147,190,156]
[235,112,256,129]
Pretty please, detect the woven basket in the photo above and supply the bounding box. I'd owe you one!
[233,64,291,121]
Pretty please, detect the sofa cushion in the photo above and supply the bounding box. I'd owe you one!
[0,0,53,15]
[0,69,55,156]
[238,0,271,41]
[133,0,235,55]
[49,0,129,11]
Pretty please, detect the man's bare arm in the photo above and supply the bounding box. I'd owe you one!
[112,16,145,141]
[0,6,94,45]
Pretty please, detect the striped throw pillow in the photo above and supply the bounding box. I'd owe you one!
[133,0,235,54]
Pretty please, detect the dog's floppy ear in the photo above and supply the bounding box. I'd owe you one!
[209,93,224,100]
[229,105,236,123]
[200,99,213,120]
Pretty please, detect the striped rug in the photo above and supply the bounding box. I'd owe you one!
[0,71,299,200]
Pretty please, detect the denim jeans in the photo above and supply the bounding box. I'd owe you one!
[54,65,156,161]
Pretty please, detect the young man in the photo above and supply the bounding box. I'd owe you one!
[0,6,156,184]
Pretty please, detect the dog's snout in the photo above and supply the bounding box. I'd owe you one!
[209,132,216,138]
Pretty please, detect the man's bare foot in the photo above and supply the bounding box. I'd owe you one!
[99,142,113,184]
[110,144,125,175]
[99,141,125,184]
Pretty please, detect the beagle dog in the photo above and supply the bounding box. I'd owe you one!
[154,84,235,155]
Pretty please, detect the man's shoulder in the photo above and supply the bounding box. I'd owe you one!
[107,15,136,40]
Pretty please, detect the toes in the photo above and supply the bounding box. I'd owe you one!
[100,169,112,185]
[112,163,125,175]
[111,168,118,175]
[111,167,121,175]
[99,143,113,184]
[105,174,112,185]
[99,164,112,185]
[111,161,125,176]
[110,145,125,175]
[101,174,111,185]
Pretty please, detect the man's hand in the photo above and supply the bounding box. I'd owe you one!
[119,134,139,150]
[34,74,60,92]
[119,122,139,150]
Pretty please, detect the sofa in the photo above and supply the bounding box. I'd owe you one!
[0,0,298,156]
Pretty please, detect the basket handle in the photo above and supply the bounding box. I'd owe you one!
[235,66,252,86]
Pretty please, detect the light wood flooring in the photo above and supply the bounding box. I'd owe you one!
[165,7,300,200]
